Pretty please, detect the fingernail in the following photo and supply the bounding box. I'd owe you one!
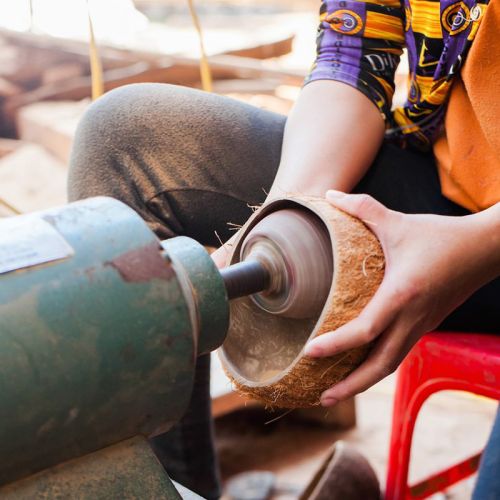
[321,396,338,407]
[326,190,345,199]
[304,341,322,357]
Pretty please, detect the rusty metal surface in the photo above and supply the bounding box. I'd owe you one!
[0,437,182,499]
[106,242,176,283]
[0,198,199,485]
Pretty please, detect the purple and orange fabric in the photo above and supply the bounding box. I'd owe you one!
[306,0,489,150]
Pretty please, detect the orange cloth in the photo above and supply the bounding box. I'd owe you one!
[433,3,500,212]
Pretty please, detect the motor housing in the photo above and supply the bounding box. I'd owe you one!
[0,197,229,487]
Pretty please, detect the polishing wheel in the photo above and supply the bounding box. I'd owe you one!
[220,208,333,319]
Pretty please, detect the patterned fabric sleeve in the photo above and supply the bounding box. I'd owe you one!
[305,0,406,122]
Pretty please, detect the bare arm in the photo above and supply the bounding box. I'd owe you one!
[212,0,404,266]
[211,81,385,267]
[266,0,405,199]
[268,80,385,199]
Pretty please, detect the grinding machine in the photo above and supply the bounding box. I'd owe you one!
[0,196,341,498]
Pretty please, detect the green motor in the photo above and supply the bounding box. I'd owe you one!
[0,197,229,486]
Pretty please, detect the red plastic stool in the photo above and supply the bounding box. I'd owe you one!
[385,332,500,499]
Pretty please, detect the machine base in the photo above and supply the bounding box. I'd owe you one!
[0,436,203,499]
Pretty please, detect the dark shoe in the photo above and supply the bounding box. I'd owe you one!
[299,441,380,500]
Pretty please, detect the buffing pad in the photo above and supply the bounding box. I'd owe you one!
[240,207,333,319]
[219,196,385,408]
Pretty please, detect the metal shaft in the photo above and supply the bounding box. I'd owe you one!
[220,260,270,300]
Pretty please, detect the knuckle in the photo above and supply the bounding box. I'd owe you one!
[377,360,397,378]
[397,280,424,304]
[387,287,406,307]
[358,323,377,343]
[389,279,421,305]
[331,386,351,401]
[355,194,375,212]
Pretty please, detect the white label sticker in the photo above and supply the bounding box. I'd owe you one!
[0,217,74,274]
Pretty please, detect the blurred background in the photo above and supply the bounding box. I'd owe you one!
[0,2,495,498]
[0,0,319,216]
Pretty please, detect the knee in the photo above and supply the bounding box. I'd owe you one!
[71,82,213,156]
[70,83,181,164]
[68,83,189,201]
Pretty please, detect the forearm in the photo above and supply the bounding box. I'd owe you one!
[471,202,500,280]
[268,80,385,199]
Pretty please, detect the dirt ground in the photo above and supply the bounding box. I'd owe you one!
[215,373,498,499]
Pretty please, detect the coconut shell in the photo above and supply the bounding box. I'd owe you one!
[219,195,385,408]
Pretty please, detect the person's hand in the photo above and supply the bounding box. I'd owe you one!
[305,190,500,407]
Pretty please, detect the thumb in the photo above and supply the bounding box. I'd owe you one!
[325,190,388,226]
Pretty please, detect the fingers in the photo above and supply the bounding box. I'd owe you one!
[319,320,416,406]
[326,190,398,243]
[325,190,391,237]
[317,190,421,406]
[304,279,400,357]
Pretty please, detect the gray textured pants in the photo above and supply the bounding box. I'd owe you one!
[69,83,500,499]
[68,84,285,499]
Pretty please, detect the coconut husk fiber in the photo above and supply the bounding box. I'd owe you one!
[219,196,385,408]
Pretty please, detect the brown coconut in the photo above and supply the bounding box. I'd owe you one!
[219,195,385,408]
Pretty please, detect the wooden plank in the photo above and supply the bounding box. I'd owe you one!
[0,138,24,159]
[41,62,86,85]
[0,28,303,126]
[0,203,16,217]
[0,28,137,68]
[175,53,305,83]
[17,100,89,166]
[293,399,356,429]
[0,29,303,84]
[212,391,258,419]
[5,56,302,125]
[223,93,294,115]
[0,27,295,66]
[225,35,294,60]
[0,143,67,213]
[211,78,281,95]
[3,63,161,123]
[0,39,90,90]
